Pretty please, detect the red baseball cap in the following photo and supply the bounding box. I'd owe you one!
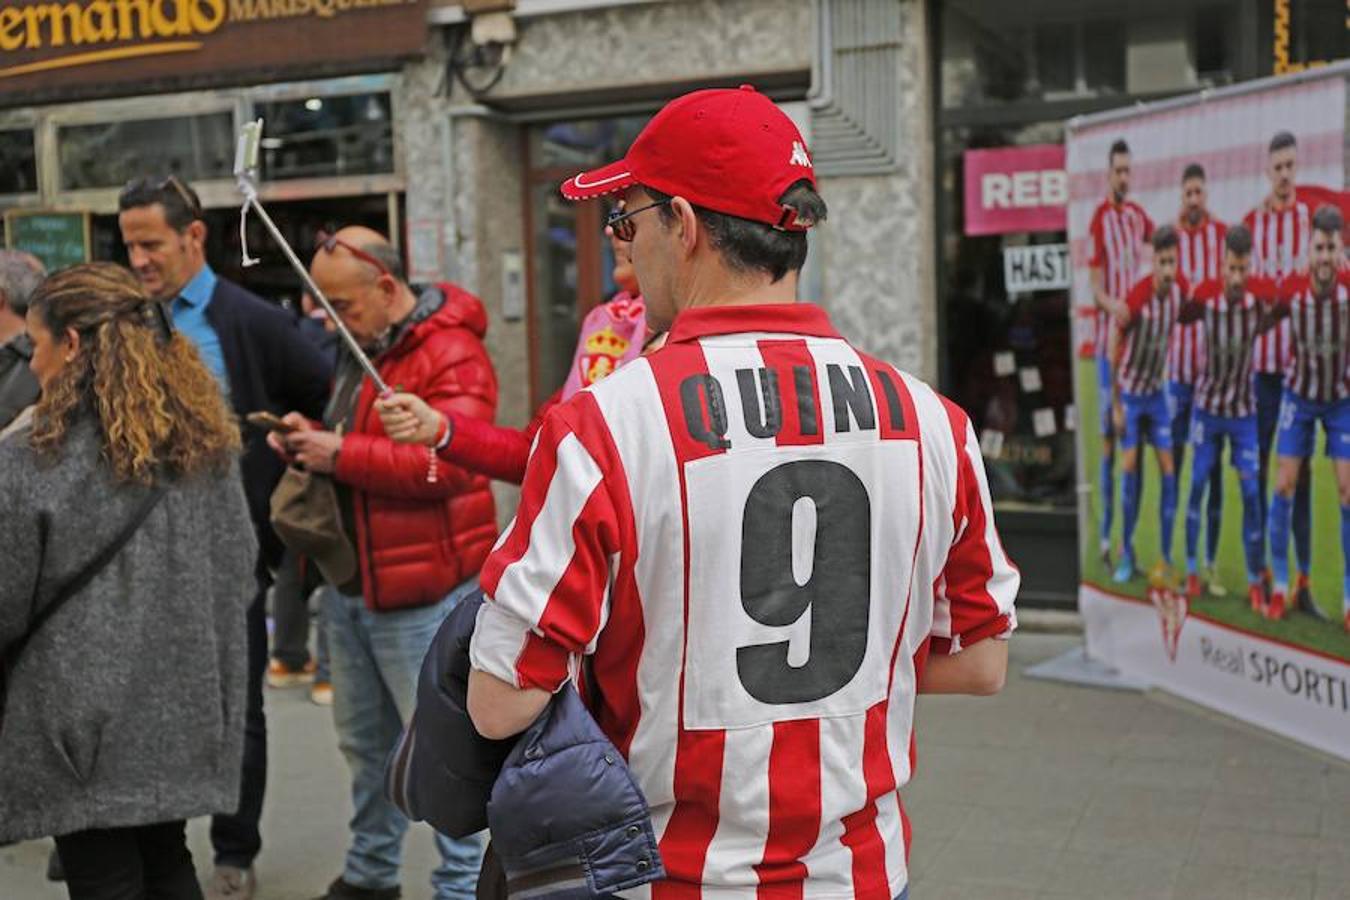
[560,85,818,231]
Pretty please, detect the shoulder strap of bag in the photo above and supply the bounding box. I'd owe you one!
[19,485,167,650]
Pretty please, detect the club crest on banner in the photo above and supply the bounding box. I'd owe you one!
[1149,584,1189,662]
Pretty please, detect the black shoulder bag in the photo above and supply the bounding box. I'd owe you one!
[0,486,166,727]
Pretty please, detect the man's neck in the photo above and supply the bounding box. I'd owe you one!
[1182,209,1205,228]
[1268,190,1296,213]
[165,261,208,302]
[1110,192,1127,206]
[1154,279,1172,300]
[1312,273,1336,299]
[678,266,798,316]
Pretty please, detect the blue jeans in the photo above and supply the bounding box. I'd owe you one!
[324,579,485,899]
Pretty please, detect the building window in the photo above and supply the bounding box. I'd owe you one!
[58,113,236,191]
[0,130,37,195]
[255,92,395,181]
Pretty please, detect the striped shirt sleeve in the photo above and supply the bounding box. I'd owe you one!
[469,402,625,692]
[930,399,1020,655]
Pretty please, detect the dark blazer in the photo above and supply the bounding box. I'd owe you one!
[204,277,333,568]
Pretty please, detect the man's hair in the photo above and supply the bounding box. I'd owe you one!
[1225,223,1253,256]
[117,175,204,231]
[1182,162,1206,183]
[0,250,45,316]
[1312,204,1343,237]
[1152,224,1179,252]
[360,240,406,283]
[1109,139,1130,162]
[649,180,827,283]
[1269,131,1297,155]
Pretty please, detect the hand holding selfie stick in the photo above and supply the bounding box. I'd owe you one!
[234,119,392,396]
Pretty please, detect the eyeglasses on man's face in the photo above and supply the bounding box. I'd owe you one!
[605,198,672,242]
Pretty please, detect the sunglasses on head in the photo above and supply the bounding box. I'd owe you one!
[315,230,392,277]
[120,174,204,221]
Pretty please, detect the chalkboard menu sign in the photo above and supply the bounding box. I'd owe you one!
[4,210,91,272]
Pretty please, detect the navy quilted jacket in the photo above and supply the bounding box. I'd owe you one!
[387,591,665,897]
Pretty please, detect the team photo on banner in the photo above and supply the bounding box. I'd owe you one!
[1067,67,1350,761]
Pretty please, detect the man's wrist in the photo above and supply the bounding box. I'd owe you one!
[433,413,453,451]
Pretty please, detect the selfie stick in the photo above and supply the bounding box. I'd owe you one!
[234,119,392,395]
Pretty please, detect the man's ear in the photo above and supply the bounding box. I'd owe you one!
[671,196,699,257]
[185,219,208,249]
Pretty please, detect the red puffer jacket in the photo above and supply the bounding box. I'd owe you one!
[334,284,498,611]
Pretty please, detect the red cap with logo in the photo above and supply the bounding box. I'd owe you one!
[560,85,818,231]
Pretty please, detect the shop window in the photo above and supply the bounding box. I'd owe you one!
[0,129,37,195]
[1083,19,1126,93]
[255,93,395,181]
[1034,23,1076,94]
[939,123,1076,510]
[58,113,235,191]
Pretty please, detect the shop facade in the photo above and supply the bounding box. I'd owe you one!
[2,0,1342,604]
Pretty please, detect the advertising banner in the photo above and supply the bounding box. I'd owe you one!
[963,144,1067,236]
[1067,65,1350,760]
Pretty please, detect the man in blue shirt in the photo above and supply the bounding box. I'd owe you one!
[119,176,332,900]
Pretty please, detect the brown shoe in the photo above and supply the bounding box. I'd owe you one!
[313,877,401,900]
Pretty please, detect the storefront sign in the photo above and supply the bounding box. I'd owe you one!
[0,0,426,96]
[964,144,1067,236]
[1003,243,1070,293]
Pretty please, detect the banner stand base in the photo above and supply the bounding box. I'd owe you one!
[1024,644,1152,692]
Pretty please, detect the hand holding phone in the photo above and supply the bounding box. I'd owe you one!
[246,411,299,434]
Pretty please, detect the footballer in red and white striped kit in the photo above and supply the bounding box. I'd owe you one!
[464,87,1019,900]
[1089,139,1154,567]
[1171,163,1228,593]
[1176,224,1273,609]
[1111,227,1186,584]
[1246,131,1318,611]
[1264,206,1350,630]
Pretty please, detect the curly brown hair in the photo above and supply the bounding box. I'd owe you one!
[28,262,240,483]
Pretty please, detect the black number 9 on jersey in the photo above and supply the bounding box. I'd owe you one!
[737,460,873,704]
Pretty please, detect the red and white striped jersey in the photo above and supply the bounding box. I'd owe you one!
[1245,199,1312,373]
[1168,217,1226,386]
[471,304,1019,900]
[1271,274,1350,404]
[1118,274,1187,397]
[1089,198,1154,359]
[1186,277,1274,418]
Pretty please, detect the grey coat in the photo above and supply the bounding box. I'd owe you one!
[0,417,256,842]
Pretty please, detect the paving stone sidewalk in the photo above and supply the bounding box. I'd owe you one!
[3,633,1347,900]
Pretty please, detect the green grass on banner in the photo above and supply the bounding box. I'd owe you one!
[1075,359,1350,662]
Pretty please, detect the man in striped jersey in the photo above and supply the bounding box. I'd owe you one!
[1246,131,1321,619]
[1264,206,1350,631]
[1112,226,1185,584]
[1177,225,1270,611]
[1172,163,1228,595]
[464,86,1019,899]
[1090,139,1154,568]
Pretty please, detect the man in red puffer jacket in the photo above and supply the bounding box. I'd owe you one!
[271,226,494,900]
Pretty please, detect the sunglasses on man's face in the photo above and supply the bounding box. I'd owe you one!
[315,230,392,277]
[605,198,672,242]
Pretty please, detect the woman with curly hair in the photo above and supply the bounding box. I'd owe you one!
[0,263,256,900]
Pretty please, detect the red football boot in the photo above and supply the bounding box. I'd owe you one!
[1266,589,1287,621]
[1185,574,1203,599]
[1248,582,1266,618]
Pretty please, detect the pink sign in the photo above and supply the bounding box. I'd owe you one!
[963,144,1067,236]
